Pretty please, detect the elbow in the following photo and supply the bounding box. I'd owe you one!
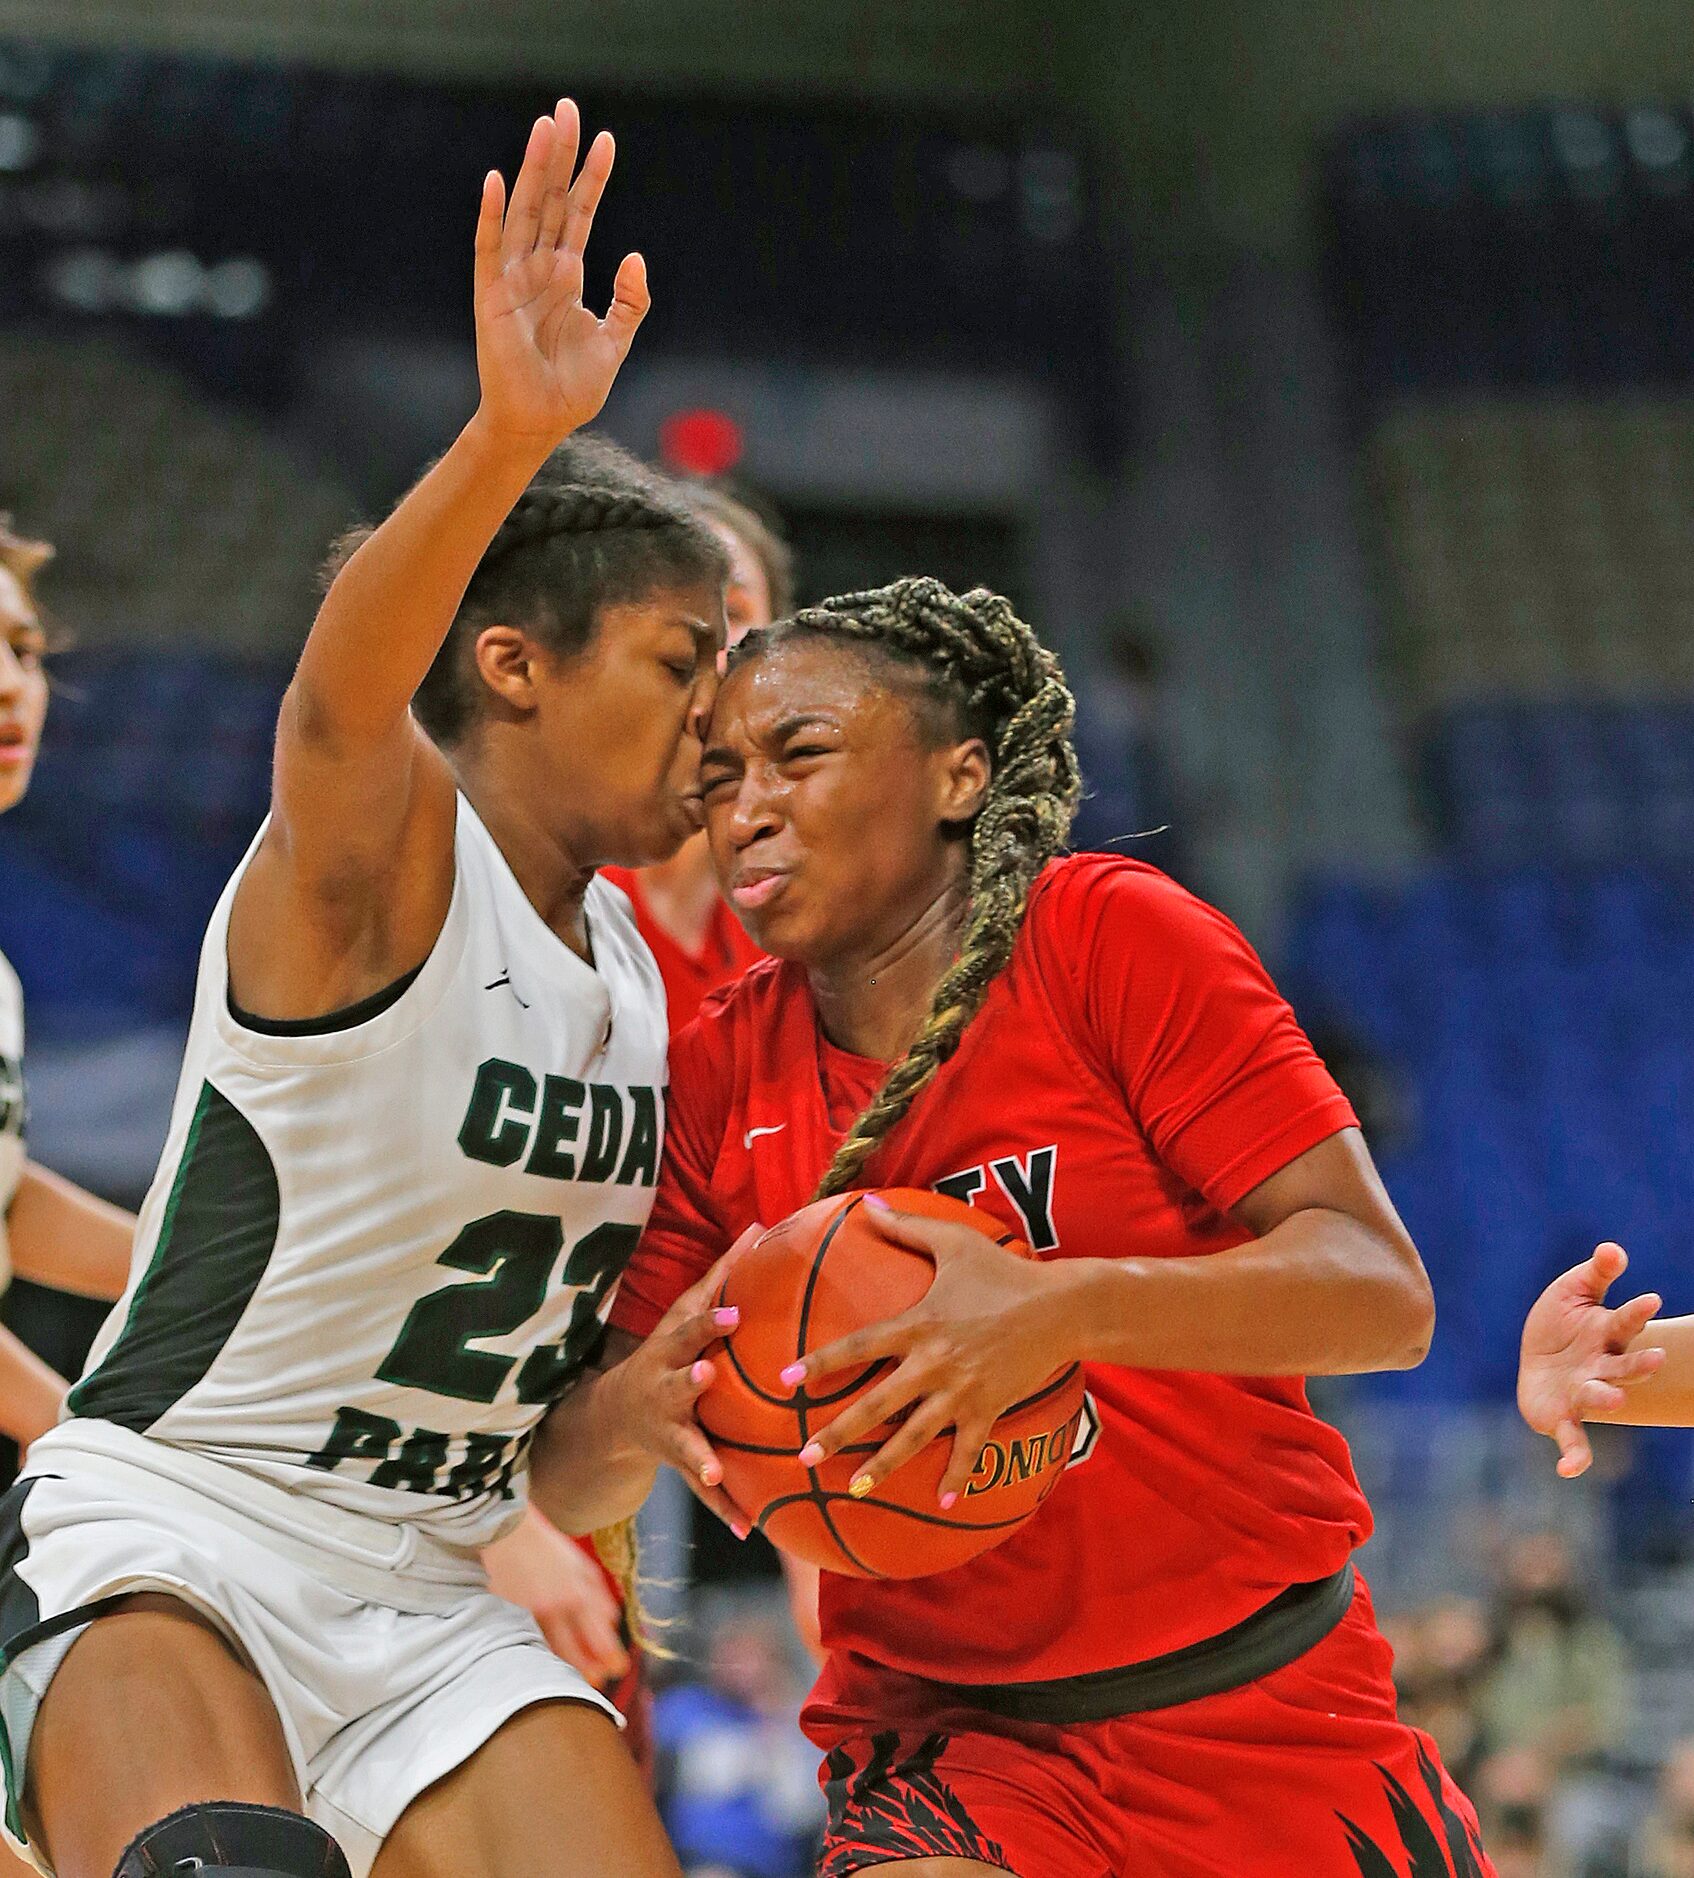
[1380,1261,1436,1371]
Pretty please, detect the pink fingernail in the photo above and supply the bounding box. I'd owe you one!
[690,1360,713,1385]
[939,1490,959,1510]
[780,1362,806,1387]
[798,1442,825,1467]
[731,1519,751,1541]
[700,1462,721,1486]
[864,1194,893,1213]
[713,1307,740,1329]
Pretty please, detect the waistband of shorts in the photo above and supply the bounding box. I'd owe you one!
[923,1562,1357,1724]
[24,1420,489,1609]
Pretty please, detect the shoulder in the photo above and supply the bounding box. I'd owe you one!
[1025,853,1250,966]
[667,954,802,1107]
[686,952,802,1038]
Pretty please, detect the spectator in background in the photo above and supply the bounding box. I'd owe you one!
[1634,1739,1694,1878]
[1472,1747,1559,1878]
[1392,1597,1491,1791]
[1068,610,1183,877]
[1479,1532,1630,1777]
[654,1607,823,1878]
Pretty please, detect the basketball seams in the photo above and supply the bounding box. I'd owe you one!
[703,1189,1085,1579]
[795,1196,883,1574]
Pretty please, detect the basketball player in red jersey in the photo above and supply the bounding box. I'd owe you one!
[485,488,791,1738]
[532,576,1493,1877]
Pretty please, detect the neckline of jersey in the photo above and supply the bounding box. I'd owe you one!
[459,794,609,989]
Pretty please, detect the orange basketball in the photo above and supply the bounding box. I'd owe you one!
[696,1188,1086,1579]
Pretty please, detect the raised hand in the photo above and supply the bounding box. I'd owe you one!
[472,99,650,446]
[1518,1242,1665,1478]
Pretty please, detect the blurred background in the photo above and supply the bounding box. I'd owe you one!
[8,1,1694,1871]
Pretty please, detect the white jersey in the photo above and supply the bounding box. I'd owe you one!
[63,795,668,1547]
[0,948,22,1291]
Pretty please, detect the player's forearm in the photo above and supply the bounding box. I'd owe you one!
[288,414,554,748]
[5,1163,134,1301]
[1050,1208,1433,1376]
[528,1369,660,1535]
[1586,1314,1694,1425]
[0,1327,67,1447]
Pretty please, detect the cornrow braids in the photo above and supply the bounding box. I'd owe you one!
[320,432,728,748]
[729,576,1080,1200]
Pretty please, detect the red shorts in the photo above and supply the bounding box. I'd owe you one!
[803,1576,1493,1878]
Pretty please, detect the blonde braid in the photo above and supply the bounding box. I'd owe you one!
[590,1517,672,1658]
[728,576,1080,1201]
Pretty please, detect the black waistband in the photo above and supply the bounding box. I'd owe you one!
[927,1561,1356,1725]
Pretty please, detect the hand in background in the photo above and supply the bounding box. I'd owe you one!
[483,1503,630,1688]
[1518,1241,1665,1477]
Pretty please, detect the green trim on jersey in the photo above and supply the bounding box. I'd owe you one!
[69,1081,281,1430]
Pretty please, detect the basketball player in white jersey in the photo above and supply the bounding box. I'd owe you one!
[0,103,735,1878]
[0,520,134,1441]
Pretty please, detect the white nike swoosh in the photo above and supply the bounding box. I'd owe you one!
[743,1124,787,1149]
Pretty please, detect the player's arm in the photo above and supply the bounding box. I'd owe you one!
[229,102,649,1017]
[529,1308,746,1538]
[790,871,1436,1504]
[788,1139,1431,1505]
[1061,1125,1433,1375]
[5,1161,133,1300]
[1517,1242,1674,1477]
[0,1323,68,1447]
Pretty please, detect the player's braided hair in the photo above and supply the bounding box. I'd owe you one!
[321,434,728,747]
[730,576,1080,1199]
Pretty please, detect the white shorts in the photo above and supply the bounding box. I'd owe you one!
[0,1421,617,1878]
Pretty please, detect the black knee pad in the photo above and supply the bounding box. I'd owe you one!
[112,1801,351,1878]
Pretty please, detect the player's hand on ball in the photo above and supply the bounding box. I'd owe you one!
[786,1195,1074,1508]
[1518,1241,1664,1478]
[483,1505,630,1687]
[610,1225,763,1536]
[471,98,649,448]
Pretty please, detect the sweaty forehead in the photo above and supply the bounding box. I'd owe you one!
[712,636,925,740]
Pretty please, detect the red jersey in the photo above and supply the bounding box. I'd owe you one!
[611,854,1367,1688]
[600,865,763,1032]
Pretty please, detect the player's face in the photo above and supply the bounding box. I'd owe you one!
[700,640,988,962]
[0,566,49,816]
[509,581,726,868]
[706,520,773,654]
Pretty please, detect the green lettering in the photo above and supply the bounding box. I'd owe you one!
[458,1059,537,1167]
[370,1425,451,1493]
[526,1075,585,1180]
[580,1085,624,1183]
[306,1405,400,1474]
[616,1086,660,1187]
[444,1431,521,1502]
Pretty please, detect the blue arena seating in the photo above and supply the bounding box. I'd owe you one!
[0,650,284,1035]
[1423,701,1694,865]
[1288,865,1694,1401]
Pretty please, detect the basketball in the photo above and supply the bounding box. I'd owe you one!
[696,1188,1086,1579]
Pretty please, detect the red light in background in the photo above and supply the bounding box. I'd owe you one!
[660,408,744,477]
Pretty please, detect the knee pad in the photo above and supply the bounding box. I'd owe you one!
[113,1801,351,1878]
